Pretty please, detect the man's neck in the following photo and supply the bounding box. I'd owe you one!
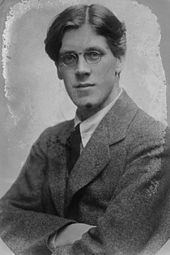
[77,86,121,121]
[77,105,103,122]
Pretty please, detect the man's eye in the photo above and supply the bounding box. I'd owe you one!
[62,54,77,65]
[86,51,102,60]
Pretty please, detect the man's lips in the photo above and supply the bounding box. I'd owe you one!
[75,83,95,88]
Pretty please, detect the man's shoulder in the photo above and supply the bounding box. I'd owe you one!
[117,90,167,136]
[34,119,74,149]
[107,90,169,146]
[41,119,74,137]
[130,107,167,137]
[126,106,169,150]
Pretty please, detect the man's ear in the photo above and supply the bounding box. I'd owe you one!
[57,69,63,80]
[56,63,63,80]
[115,57,124,75]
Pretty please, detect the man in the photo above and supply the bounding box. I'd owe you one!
[0,4,170,255]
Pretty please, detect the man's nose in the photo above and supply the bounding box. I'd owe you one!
[75,55,91,78]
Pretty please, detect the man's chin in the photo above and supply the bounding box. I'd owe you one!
[77,102,94,110]
[76,102,102,120]
[84,103,93,109]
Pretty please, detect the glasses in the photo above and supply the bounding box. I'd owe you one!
[58,50,105,68]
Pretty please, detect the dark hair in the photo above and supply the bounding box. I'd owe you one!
[44,4,126,63]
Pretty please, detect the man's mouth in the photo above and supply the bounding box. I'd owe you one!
[75,83,95,88]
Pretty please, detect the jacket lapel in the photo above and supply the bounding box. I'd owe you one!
[65,119,110,209]
[65,90,138,209]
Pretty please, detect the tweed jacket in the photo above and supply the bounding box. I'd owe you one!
[0,91,170,255]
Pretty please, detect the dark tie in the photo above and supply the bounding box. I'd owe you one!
[66,124,81,173]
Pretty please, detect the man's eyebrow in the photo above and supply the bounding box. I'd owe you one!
[59,50,76,55]
[85,47,105,52]
[59,47,106,54]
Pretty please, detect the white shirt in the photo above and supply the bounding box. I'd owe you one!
[74,88,123,150]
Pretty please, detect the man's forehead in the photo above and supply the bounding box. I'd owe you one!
[60,24,109,52]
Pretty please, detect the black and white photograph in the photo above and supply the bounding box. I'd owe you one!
[0,0,170,254]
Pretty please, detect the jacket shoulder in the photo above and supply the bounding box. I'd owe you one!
[127,107,167,143]
[32,120,74,154]
[40,120,73,138]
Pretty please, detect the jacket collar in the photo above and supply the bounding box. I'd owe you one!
[104,89,138,144]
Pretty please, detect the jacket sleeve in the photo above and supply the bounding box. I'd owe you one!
[0,128,75,255]
[52,126,170,255]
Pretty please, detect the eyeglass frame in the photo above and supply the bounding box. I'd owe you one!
[58,48,106,69]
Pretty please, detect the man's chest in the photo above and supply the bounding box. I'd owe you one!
[45,141,127,222]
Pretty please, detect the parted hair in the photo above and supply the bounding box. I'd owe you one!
[44,4,126,63]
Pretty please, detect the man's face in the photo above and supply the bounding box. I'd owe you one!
[57,24,122,116]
